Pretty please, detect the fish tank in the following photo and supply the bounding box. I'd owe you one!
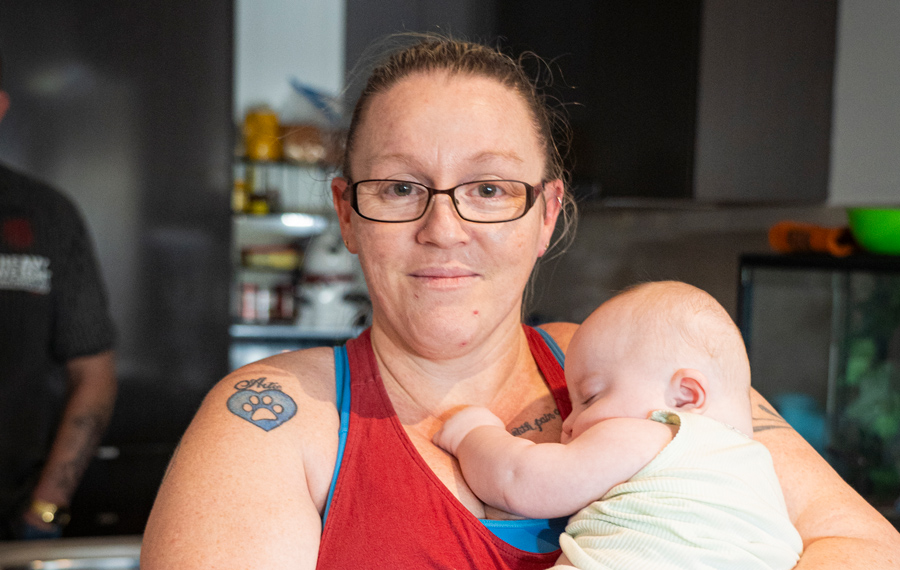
[738,253,900,528]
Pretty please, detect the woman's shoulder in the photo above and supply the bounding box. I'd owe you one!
[536,321,579,354]
[142,345,339,566]
[201,346,341,441]
[221,345,339,400]
[163,346,342,509]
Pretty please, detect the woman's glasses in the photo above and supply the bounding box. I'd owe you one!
[349,179,541,223]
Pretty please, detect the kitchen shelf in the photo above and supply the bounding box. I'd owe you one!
[234,160,334,214]
[228,161,368,371]
[233,212,331,238]
[230,323,363,340]
[236,266,301,275]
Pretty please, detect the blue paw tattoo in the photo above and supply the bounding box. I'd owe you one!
[227,383,297,431]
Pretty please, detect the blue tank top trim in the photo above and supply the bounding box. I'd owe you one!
[323,344,351,525]
[324,329,567,553]
[535,326,566,368]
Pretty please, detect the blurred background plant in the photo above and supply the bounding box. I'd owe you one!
[836,275,900,504]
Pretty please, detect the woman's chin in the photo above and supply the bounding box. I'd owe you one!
[393,308,518,358]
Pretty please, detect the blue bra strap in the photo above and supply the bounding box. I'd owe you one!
[535,326,566,368]
[323,345,351,525]
[481,517,567,553]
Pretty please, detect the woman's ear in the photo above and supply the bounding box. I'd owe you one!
[331,177,357,253]
[538,179,564,256]
[666,368,708,412]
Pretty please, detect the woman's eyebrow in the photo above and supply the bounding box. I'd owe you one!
[361,152,419,172]
[469,150,524,165]
[360,150,524,175]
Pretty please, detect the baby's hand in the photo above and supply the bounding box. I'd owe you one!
[433,406,506,455]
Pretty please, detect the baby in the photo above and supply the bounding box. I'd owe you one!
[434,281,803,569]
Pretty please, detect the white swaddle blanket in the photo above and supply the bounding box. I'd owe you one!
[554,410,802,570]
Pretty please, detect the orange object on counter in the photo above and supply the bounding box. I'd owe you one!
[243,107,283,161]
[768,221,858,257]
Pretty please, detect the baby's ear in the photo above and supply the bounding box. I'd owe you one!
[666,368,708,412]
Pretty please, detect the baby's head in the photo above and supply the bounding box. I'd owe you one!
[562,281,753,441]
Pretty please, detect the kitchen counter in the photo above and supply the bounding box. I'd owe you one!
[0,535,141,569]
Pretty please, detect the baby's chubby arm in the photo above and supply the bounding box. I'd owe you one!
[434,406,673,519]
[433,406,508,454]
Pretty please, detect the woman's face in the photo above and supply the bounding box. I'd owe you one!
[333,71,563,358]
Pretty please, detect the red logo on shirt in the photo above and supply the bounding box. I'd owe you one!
[2,218,34,249]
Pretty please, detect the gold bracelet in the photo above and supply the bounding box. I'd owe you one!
[29,499,71,526]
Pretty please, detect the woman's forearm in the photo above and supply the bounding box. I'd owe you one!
[751,389,900,568]
[794,536,900,569]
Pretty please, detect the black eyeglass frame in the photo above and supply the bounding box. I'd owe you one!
[347,179,544,224]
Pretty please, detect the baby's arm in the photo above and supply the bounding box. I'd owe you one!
[434,406,673,519]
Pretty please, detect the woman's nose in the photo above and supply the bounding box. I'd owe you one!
[416,194,469,246]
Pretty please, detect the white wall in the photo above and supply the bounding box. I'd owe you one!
[828,0,900,206]
[234,0,345,120]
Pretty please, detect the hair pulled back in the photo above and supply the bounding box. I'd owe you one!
[341,34,577,258]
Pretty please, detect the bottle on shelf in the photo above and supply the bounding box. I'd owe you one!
[243,106,282,162]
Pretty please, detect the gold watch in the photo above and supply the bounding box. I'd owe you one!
[29,499,71,526]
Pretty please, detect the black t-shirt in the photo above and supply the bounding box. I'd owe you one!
[0,162,115,514]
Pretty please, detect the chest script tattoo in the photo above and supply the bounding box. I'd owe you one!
[511,408,560,437]
[226,376,297,431]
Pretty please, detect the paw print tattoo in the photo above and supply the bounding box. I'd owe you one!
[227,377,297,431]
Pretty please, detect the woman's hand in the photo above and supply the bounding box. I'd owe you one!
[433,406,506,455]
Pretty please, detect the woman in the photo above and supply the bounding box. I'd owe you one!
[142,37,900,568]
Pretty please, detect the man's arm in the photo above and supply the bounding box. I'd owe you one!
[23,350,116,530]
[751,389,900,568]
[435,406,672,518]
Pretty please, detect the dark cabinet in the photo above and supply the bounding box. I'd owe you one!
[497,0,837,203]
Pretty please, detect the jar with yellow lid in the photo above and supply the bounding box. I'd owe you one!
[243,106,282,162]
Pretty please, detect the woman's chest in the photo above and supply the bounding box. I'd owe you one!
[401,392,564,519]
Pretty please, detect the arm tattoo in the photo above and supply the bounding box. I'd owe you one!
[48,412,108,497]
[752,403,791,433]
[227,377,297,431]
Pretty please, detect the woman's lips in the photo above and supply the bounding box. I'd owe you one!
[409,267,480,285]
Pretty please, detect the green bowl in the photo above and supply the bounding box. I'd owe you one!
[847,208,900,255]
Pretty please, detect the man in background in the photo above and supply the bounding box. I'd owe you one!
[0,49,117,540]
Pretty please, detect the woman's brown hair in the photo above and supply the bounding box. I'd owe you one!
[341,34,577,259]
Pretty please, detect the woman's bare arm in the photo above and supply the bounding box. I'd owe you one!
[751,389,900,568]
[141,350,338,569]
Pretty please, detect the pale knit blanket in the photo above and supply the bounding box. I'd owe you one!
[553,410,802,570]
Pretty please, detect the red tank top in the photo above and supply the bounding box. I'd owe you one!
[316,326,571,569]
